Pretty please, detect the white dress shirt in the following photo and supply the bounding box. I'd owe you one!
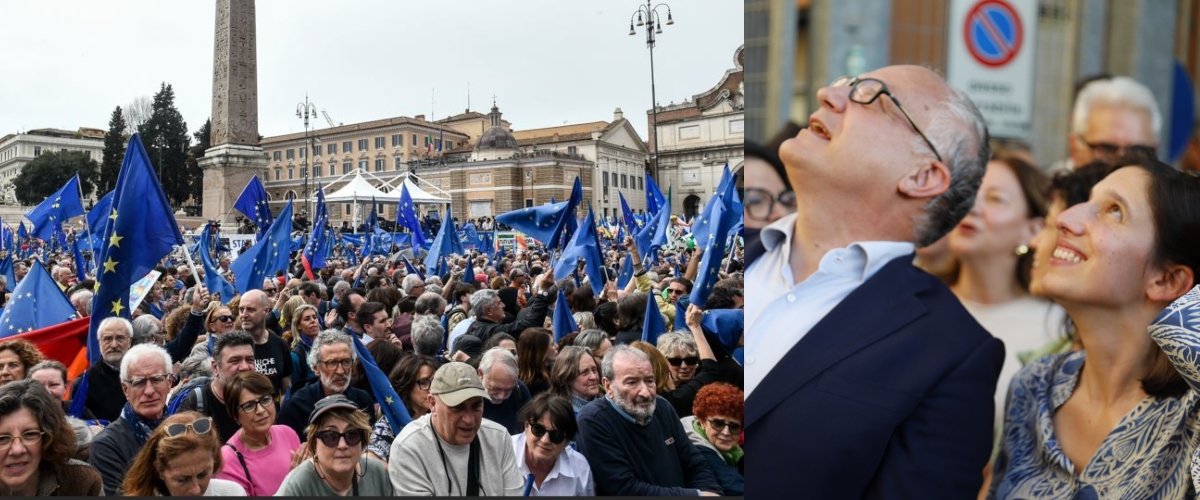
[511,432,595,496]
[745,213,915,397]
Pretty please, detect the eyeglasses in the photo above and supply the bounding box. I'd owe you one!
[416,378,433,391]
[528,422,567,444]
[314,429,365,448]
[213,315,235,323]
[263,288,277,295]
[745,188,797,221]
[707,418,743,434]
[320,359,354,371]
[667,288,687,296]
[1075,136,1157,161]
[667,356,700,367]
[125,373,172,389]
[830,76,943,162]
[0,430,44,449]
[238,395,274,414]
[165,417,213,438]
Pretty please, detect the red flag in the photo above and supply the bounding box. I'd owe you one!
[3,317,89,378]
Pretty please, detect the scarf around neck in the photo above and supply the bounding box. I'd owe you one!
[121,402,165,446]
[693,419,744,465]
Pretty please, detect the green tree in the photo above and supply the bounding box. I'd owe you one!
[138,83,191,207]
[185,119,212,214]
[100,106,127,194]
[13,151,100,206]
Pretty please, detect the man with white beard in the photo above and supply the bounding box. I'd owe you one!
[277,330,375,441]
[576,345,722,496]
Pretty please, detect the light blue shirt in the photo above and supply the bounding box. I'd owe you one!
[744,213,915,397]
[448,317,475,350]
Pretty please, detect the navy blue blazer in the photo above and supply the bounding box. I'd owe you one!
[746,239,1004,499]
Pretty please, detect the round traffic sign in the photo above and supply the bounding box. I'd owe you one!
[964,0,1023,67]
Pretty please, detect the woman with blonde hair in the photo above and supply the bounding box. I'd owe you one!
[122,411,246,496]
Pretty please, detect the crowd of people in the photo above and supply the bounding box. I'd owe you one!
[747,66,1200,499]
[0,218,745,496]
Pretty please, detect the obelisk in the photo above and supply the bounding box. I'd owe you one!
[201,0,268,222]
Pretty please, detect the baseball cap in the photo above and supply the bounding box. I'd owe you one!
[430,362,488,407]
[309,395,359,425]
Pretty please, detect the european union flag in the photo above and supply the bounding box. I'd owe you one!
[17,223,28,260]
[495,177,582,251]
[88,133,184,363]
[26,174,86,241]
[635,187,672,264]
[197,223,236,303]
[619,192,641,230]
[397,184,426,250]
[616,254,633,289]
[0,219,16,287]
[641,289,667,346]
[692,164,742,249]
[424,207,462,273]
[463,256,475,283]
[689,168,740,308]
[0,261,74,336]
[552,288,578,343]
[303,184,330,272]
[646,175,667,216]
[71,234,88,282]
[553,205,606,295]
[232,200,293,294]
[86,191,114,255]
[401,255,423,281]
[234,175,274,239]
[701,309,744,355]
[359,197,380,259]
[463,222,480,251]
[352,327,412,432]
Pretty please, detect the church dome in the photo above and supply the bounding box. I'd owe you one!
[475,103,518,150]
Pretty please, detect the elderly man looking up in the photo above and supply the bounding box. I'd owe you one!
[88,343,174,495]
[479,347,532,434]
[746,66,1003,498]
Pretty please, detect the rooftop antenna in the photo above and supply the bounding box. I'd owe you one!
[467,81,470,112]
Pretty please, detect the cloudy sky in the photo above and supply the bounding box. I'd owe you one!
[0,0,744,142]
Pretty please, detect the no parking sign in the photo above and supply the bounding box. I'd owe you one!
[947,0,1037,140]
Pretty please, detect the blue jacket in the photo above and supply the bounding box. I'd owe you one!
[746,241,1005,499]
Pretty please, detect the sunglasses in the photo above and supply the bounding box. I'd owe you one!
[165,417,213,438]
[314,429,366,448]
[213,315,235,323]
[528,422,567,444]
[668,288,686,296]
[708,418,743,434]
[667,356,700,367]
[238,395,274,414]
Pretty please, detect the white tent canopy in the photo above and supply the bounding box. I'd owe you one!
[383,176,450,204]
[323,171,390,203]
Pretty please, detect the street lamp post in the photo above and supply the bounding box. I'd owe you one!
[296,95,318,217]
[628,1,673,186]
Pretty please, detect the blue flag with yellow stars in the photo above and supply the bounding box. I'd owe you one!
[234,175,274,239]
[351,332,412,434]
[86,191,114,255]
[71,233,88,282]
[692,164,742,249]
[401,255,424,281]
[359,198,378,259]
[646,174,667,216]
[232,200,294,294]
[87,133,183,363]
[424,207,463,273]
[198,223,236,303]
[635,186,672,264]
[495,177,582,251]
[0,261,74,337]
[398,183,427,249]
[26,174,86,241]
[688,167,740,309]
[642,287,667,346]
[0,219,16,287]
[302,184,330,271]
[552,288,578,343]
[553,204,606,296]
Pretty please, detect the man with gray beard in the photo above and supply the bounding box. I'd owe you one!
[68,317,134,421]
[277,330,376,441]
[576,345,721,496]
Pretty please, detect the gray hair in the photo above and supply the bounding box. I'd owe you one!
[1072,76,1162,139]
[414,292,447,316]
[912,85,990,247]
[97,316,134,338]
[575,329,609,353]
[470,289,499,318]
[67,416,94,451]
[119,343,172,381]
[601,344,650,381]
[309,329,357,371]
[573,312,596,331]
[333,281,351,300]
[411,315,444,357]
[179,344,213,380]
[401,274,424,295]
[131,315,162,346]
[479,347,518,378]
[426,284,442,296]
[656,331,697,357]
[69,289,93,315]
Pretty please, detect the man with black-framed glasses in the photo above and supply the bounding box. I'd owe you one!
[89,343,175,495]
[278,330,375,441]
[1065,76,1160,171]
[747,65,1004,498]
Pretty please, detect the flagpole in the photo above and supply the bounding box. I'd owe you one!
[176,244,203,287]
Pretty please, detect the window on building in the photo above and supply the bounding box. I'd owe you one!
[611,172,618,186]
[621,174,627,189]
[313,144,322,156]
[288,167,294,180]
[525,199,534,208]
[274,167,281,180]
[359,160,367,171]
[299,147,306,159]
[637,176,643,190]
[343,161,351,174]
[392,134,402,147]
[602,173,609,187]
[301,166,308,178]
[33,146,41,157]
[358,139,368,151]
[568,146,577,156]
[375,137,384,149]
[412,134,417,147]
[328,143,337,155]
[286,149,295,160]
[342,141,352,153]
[273,151,281,161]
[374,159,384,171]
[314,164,322,178]
[394,157,403,170]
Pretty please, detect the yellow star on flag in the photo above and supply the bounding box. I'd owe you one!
[109,233,123,248]
[111,299,125,316]
[103,257,118,273]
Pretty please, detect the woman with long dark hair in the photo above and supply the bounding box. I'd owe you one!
[518,328,556,397]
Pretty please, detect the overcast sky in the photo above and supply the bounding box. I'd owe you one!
[0,0,743,143]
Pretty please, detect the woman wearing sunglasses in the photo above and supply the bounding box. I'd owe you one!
[276,395,392,496]
[653,305,719,417]
[205,304,236,341]
[683,382,744,496]
[512,393,594,496]
[122,411,246,496]
[0,380,103,496]
[214,371,301,496]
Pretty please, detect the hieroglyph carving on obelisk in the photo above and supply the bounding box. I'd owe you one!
[210,0,259,146]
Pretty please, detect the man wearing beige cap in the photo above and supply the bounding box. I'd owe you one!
[388,362,524,496]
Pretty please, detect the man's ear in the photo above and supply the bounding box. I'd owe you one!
[898,159,952,199]
[1147,263,1195,304]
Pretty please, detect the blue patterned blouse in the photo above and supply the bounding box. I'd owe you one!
[988,286,1200,499]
